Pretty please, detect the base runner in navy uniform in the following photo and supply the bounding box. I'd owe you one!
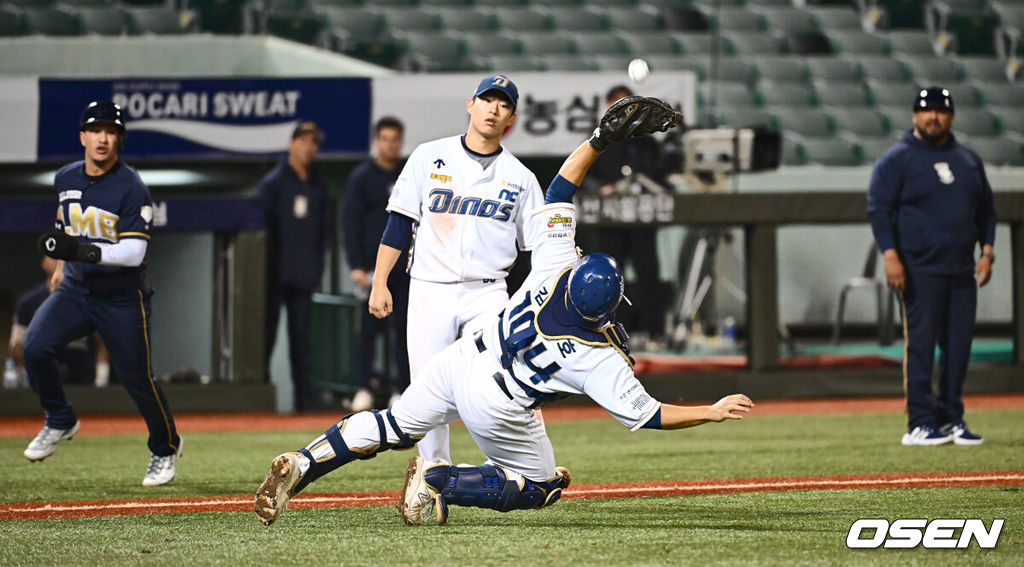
[22,101,183,486]
[255,96,754,526]
[867,86,996,446]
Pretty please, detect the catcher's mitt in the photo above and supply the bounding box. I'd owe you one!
[588,95,684,152]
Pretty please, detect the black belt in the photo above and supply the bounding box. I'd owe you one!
[475,331,515,401]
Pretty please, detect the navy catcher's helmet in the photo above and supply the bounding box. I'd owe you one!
[80,101,126,149]
[567,253,624,328]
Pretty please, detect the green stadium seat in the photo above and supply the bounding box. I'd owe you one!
[805,56,863,83]
[958,56,1016,83]
[258,0,308,13]
[535,0,581,6]
[717,107,777,129]
[129,7,197,35]
[618,31,681,55]
[948,84,985,108]
[22,6,80,35]
[537,53,599,72]
[757,6,819,35]
[928,0,999,56]
[869,81,920,107]
[831,108,890,136]
[377,7,440,33]
[876,104,913,132]
[827,30,890,55]
[492,6,550,32]
[856,134,901,161]
[461,31,519,57]
[572,32,628,56]
[434,7,496,32]
[816,82,873,107]
[185,0,245,34]
[886,30,938,55]
[952,109,1001,137]
[973,82,1024,106]
[758,82,817,107]
[311,0,362,6]
[676,32,729,56]
[78,5,131,35]
[785,31,834,55]
[320,7,384,45]
[0,6,24,36]
[474,0,528,6]
[774,108,834,137]
[605,5,664,32]
[811,6,863,31]
[585,0,639,6]
[899,55,965,84]
[661,6,710,31]
[478,53,545,72]
[803,136,865,166]
[265,13,323,44]
[872,0,927,29]
[707,7,765,32]
[708,58,756,85]
[428,0,473,5]
[644,54,703,74]
[701,82,760,107]
[517,32,576,56]
[590,54,634,71]
[368,0,417,6]
[397,31,465,72]
[965,136,1024,166]
[724,32,782,55]
[752,56,809,84]
[548,6,608,32]
[746,0,798,5]
[5,0,55,7]
[990,105,1024,134]
[858,56,911,81]
[781,136,808,165]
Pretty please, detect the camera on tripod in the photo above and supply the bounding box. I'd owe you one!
[681,127,782,192]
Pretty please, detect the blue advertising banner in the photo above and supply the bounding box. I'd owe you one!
[37,78,370,160]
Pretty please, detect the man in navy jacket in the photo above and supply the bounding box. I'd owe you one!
[867,86,996,446]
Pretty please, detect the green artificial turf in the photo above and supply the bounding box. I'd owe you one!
[1,408,1022,566]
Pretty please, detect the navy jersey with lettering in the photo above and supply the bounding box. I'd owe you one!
[54,160,152,293]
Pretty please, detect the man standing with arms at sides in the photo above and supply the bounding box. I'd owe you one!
[344,116,409,411]
[24,101,182,486]
[260,122,331,413]
[368,75,544,464]
[867,86,996,446]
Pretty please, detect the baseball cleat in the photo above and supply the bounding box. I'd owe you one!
[398,456,448,526]
[24,420,81,462]
[555,466,571,489]
[901,424,953,446]
[255,452,304,526]
[142,437,184,487]
[942,420,984,445]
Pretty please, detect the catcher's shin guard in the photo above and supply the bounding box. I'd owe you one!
[295,408,417,493]
[423,463,570,514]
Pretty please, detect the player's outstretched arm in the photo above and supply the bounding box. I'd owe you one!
[368,244,401,319]
[657,394,754,430]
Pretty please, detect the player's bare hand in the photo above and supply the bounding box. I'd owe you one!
[350,268,370,290]
[709,394,754,421]
[368,285,392,319]
[974,257,992,288]
[882,250,905,293]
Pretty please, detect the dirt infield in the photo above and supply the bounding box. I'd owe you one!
[2,394,1021,438]
[4,470,1023,521]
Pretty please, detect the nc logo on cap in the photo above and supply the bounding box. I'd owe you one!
[491,76,509,87]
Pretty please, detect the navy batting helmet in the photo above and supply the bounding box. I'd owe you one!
[913,86,954,112]
[80,101,126,149]
[566,253,624,328]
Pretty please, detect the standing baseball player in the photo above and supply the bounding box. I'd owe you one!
[23,101,183,486]
[255,96,754,527]
[368,75,544,464]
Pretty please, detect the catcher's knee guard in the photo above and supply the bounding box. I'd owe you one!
[423,464,568,513]
[295,408,417,493]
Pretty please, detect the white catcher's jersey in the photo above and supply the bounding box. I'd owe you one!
[387,135,544,283]
[479,202,662,431]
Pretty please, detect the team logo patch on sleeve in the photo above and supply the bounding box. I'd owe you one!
[430,173,453,183]
[546,214,573,228]
[140,205,154,223]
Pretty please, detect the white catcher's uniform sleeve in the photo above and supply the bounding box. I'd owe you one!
[582,355,662,431]
[386,144,425,221]
[516,173,545,251]
[525,202,580,281]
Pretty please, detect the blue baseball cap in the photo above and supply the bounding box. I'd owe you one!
[914,86,954,112]
[473,75,519,110]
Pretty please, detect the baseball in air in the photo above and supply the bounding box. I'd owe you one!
[628,58,650,84]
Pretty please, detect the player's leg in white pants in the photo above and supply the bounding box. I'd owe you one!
[406,278,507,464]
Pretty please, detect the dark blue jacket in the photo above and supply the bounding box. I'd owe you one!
[54,160,151,295]
[259,160,331,292]
[342,157,403,271]
[867,129,996,275]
